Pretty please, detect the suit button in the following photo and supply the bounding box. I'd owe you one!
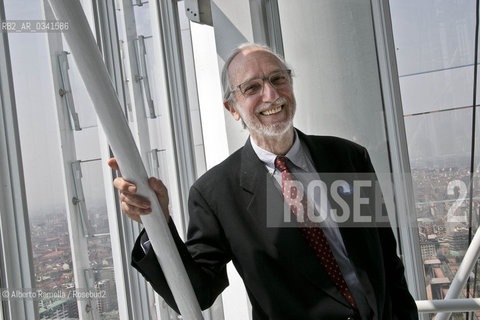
[346,316,360,320]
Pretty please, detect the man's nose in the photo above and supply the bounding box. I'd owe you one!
[262,81,280,101]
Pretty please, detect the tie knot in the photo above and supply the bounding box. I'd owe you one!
[275,156,289,172]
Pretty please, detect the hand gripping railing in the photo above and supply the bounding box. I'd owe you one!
[46,0,204,319]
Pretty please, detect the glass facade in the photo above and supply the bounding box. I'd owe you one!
[390,0,480,318]
[1,0,480,319]
[1,0,206,319]
[4,0,82,318]
[5,0,122,316]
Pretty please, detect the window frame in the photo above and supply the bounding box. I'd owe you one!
[0,0,37,318]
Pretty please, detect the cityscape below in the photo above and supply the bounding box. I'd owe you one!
[30,207,119,320]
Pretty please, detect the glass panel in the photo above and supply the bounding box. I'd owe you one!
[3,0,82,318]
[31,214,78,319]
[4,0,120,318]
[390,0,479,318]
[390,0,475,76]
[132,2,160,118]
[133,1,152,35]
[404,109,473,169]
[62,40,119,316]
[405,109,473,302]
[63,48,98,129]
[79,160,109,236]
[471,108,480,304]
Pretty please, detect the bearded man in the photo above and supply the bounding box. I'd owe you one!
[109,43,418,320]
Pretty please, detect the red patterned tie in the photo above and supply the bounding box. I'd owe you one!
[274,156,358,310]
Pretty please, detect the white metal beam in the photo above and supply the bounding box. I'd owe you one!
[417,298,480,313]
[46,0,204,318]
[91,0,133,318]
[117,0,153,164]
[153,0,198,233]
[370,0,427,303]
[435,227,480,320]
[112,1,159,318]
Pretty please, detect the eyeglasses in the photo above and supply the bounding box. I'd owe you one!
[230,69,292,98]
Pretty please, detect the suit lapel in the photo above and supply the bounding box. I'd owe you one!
[239,137,350,308]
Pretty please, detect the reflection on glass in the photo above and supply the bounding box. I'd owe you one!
[405,109,473,169]
[405,110,475,304]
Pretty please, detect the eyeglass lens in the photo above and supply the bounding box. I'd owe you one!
[239,70,290,96]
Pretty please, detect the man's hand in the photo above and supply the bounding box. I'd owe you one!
[107,158,170,223]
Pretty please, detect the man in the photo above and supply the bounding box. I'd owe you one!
[109,43,418,319]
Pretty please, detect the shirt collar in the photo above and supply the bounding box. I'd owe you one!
[250,129,309,173]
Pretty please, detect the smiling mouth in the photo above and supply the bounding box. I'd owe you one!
[260,105,283,116]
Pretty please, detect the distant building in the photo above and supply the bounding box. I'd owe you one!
[96,279,115,313]
[423,259,451,300]
[421,243,437,259]
[39,298,77,319]
[445,228,469,255]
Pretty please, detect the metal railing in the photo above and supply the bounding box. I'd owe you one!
[417,298,480,313]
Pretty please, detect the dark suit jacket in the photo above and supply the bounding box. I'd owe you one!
[132,131,418,320]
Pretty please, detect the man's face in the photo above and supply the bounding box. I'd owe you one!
[226,49,296,138]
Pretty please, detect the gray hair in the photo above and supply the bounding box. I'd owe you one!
[221,43,290,103]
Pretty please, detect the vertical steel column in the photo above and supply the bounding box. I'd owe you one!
[42,3,100,319]
[152,0,197,231]
[113,1,160,318]
[370,0,427,305]
[96,0,169,318]
[93,0,125,106]
[0,291,3,320]
[0,1,36,319]
[93,0,147,319]
[249,0,284,57]
[46,0,204,318]
[117,0,152,164]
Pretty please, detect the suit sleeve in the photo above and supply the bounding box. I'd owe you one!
[131,185,231,313]
[377,227,419,320]
[361,148,418,319]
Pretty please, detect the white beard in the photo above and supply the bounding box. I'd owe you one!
[235,97,295,137]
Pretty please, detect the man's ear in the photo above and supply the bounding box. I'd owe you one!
[224,100,241,121]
